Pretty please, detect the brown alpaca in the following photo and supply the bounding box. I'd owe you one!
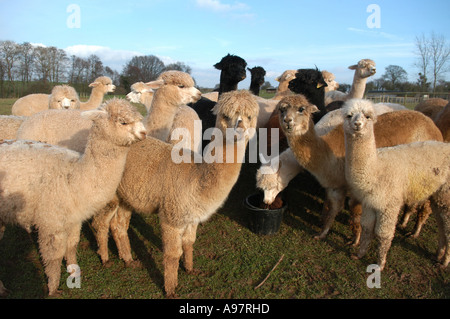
[92,90,259,297]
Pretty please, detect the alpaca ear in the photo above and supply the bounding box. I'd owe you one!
[348,64,358,70]
[89,81,99,88]
[275,76,281,82]
[144,79,165,90]
[81,108,108,121]
[310,105,320,113]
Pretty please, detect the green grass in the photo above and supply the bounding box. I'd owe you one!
[0,97,448,299]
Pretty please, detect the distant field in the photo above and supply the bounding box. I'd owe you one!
[0,95,448,300]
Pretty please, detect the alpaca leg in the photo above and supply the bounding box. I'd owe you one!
[110,203,138,267]
[182,223,198,273]
[38,229,67,296]
[354,207,376,260]
[315,188,346,240]
[91,198,119,265]
[408,201,432,238]
[348,198,362,246]
[0,219,9,296]
[161,221,184,297]
[65,223,81,267]
[0,219,5,241]
[398,204,416,229]
[375,209,399,271]
[431,197,450,268]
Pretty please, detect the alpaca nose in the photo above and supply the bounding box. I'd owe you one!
[284,117,293,125]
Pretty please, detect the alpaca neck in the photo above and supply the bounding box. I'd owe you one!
[73,128,130,219]
[249,82,260,96]
[218,73,239,96]
[289,121,330,174]
[200,138,246,192]
[347,74,368,99]
[344,127,378,187]
[81,87,104,109]
[144,92,178,141]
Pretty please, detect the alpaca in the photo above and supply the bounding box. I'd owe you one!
[191,54,247,136]
[264,68,330,154]
[433,101,450,141]
[16,109,93,153]
[79,76,116,110]
[270,95,443,244]
[343,99,450,270]
[0,98,146,296]
[142,71,202,151]
[271,70,296,100]
[414,98,448,122]
[0,115,26,140]
[126,75,202,153]
[322,70,339,92]
[91,90,259,297]
[324,59,376,105]
[248,66,266,96]
[126,81,155,113]
[11,85,80,116]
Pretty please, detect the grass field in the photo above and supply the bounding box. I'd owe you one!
[0,97,448,300]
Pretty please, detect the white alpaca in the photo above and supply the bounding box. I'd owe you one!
[343,99,450,270]
[79,76,116,110]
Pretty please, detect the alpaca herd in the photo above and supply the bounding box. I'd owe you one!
[0,54,449,298]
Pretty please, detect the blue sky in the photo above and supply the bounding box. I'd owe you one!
[1,0,449,88]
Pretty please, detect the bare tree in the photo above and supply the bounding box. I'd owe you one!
[429,32,450,92]
[0,40,20,94]
[415,32,450,92]
[18,42,35,83]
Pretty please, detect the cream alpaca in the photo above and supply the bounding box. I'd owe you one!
[141,71,202,153]
[92,90,259,297]
[325,59,376,105]
[11,85,80,116]
[0,98,146,296]
[79,76,116,110]
[343,98,450,270]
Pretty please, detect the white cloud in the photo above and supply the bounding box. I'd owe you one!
[196,0,249,12]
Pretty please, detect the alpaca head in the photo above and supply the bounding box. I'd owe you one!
[342,99,377,137]
[348,59,376,79]
[214,54,247,85]
[277,95,319,136]
[275,70,296,84]
[212,90,259,141]
[89,76,116,94]
[288,68,327,107]
[82,98,146,146]
[248,66,266,86]
[322,70,339,92]
[126,82,155,104]
[49,85,80,110]
[146,71,201,107]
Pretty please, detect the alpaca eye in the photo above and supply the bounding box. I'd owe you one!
[178,85,185,88]
[298,107,305,113]
[120,121,128,126]
[247,116,252,121]
[223,114,230,121]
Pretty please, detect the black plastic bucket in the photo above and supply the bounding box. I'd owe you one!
[244,192,287,235]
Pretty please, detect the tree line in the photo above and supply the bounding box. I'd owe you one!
[0,40,192,98]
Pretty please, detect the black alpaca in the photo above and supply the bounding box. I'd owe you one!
[191,54,247,149]
[248,66,266,96]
